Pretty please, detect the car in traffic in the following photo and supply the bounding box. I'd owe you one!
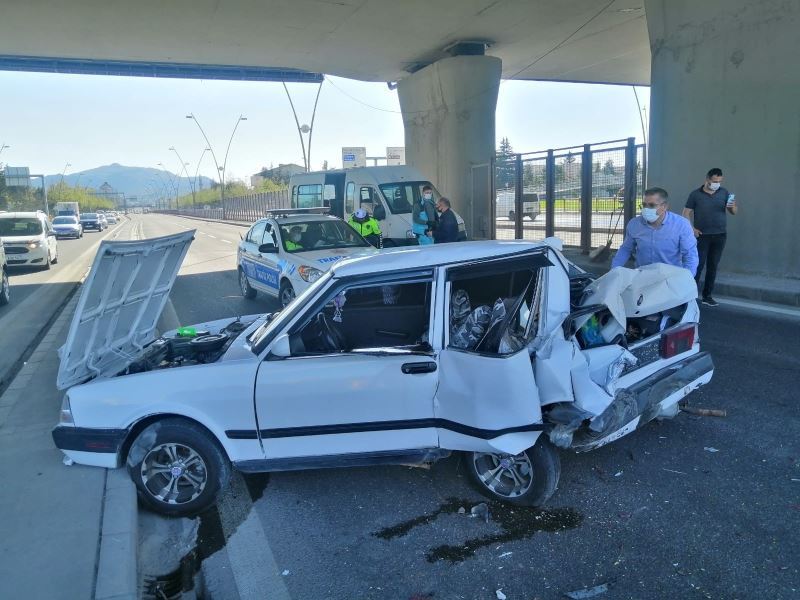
[52,231,713,516]
[0,242,9,305]
[80,213,105,231]
[98,213,109,229]
[52,215,84,239]
[0,211,59,269]
[105,213,118,225]
[496,188,541,221]
[237,211,377,307]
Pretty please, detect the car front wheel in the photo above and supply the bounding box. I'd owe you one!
[279,280,295,308]
[465,439,560,506]
[239,268,256,299]
[127,418,231,517]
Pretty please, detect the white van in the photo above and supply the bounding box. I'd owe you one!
[289,166,466,246]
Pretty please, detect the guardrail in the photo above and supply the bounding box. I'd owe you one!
[156,189,291,223]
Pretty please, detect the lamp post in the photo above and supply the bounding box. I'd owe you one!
[220,115,247,208]
[282,79,324,172]
[193,147,211,207]
[186,113,247,219]
[0,144,10,157]
[157,163,178,210]
[169,146,195,212]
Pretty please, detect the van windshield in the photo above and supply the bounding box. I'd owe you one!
[0,217,43,236]
[378,181,437,215]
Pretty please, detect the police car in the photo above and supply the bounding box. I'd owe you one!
[237,211,377,307]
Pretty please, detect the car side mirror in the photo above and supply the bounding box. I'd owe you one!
[258,243,278,254]
[373,204,386,220]
[47,231,56,237]
[270,333,291,358]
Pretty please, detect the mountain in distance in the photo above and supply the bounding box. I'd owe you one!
[44,163,217,203]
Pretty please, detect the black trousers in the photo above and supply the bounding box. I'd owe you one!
[696,233,727,297]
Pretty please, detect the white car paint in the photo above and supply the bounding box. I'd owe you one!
[53,234,714,507]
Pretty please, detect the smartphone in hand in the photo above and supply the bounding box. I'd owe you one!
[727,193,735,206]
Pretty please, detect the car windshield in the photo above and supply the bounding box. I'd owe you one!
[250,271,333,353]
[378,181,438,215]
[53,216,77,224]
[278,219,369,253]
[0,217,43,236]
[82,213,97,219]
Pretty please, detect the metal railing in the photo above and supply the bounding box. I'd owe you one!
[491,137,646,250]
[156,189,290,222]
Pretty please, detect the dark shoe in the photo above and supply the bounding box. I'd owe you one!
[701,296,719,307]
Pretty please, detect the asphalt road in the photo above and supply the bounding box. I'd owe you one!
[135,214,799,600]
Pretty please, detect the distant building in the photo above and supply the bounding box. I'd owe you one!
[251,163,306,187]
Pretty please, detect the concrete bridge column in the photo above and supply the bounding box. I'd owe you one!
[645,0,800,281]
[397,55,501,240]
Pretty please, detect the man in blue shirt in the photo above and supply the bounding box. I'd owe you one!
[611,187,699,276]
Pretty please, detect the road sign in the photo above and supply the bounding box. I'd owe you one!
[341,147,366,168]
[386,147,405,166]
[3,166,30,187]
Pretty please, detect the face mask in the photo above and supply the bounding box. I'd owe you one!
[708,182,721,191]
[290,233,301,243]
[423,193,432,201]
[641,207,660,222]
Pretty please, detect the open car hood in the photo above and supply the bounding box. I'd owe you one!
[56,230,194,390]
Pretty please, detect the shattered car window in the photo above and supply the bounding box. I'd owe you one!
[448,268,542,355]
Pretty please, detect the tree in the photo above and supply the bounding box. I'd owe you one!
[602,158,616,176]
[496,137,516,190]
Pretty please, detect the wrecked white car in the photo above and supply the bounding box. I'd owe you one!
[52,231,713,516]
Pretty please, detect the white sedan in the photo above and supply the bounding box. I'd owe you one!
[53,232,713,516]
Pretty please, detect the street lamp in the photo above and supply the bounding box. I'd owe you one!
[0,144,10,156]
[168,146,195,212]
[193,147,212,206]
[282,80,324,172]
[157,163,178,210]
[186,113,247,218]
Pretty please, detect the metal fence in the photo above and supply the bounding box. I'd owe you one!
[156,189,290,222]
[493,137,646,251]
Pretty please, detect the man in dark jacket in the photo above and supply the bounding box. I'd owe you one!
[434,197,459,243]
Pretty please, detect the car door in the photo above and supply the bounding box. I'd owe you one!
[434,253,552,456]
[240,220,279,295]
[253,271,439,463]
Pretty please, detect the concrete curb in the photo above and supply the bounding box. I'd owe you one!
[95,469,139,600]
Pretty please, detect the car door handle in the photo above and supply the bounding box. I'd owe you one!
[401,361,437,375]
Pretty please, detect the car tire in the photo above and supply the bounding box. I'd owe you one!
[43,251,52,271]
[51,250,58,265]
[464,439,560,507]
[0,270,10,306]
[239,268,256,299]
[127,418,231,517]
[279,280,295,308]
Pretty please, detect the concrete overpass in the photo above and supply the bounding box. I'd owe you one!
[1,0,798,286]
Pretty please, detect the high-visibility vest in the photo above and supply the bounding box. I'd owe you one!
[348,216,382,237]
[285,239,302,251]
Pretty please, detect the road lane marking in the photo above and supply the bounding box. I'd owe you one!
[208,235,217,239]
[221,239,232,244]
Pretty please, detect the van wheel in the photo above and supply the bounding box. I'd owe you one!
[464,440,560,506]
[239,268,256,299]
[127,418,230,517]
[279,280,295,308]
[0,270,10,306]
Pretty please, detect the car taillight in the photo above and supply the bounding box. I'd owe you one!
[659,323,696,359]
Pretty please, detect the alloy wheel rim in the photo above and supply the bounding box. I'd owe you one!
[472,452,534,498]
[281,286,294,307]
[239,270,249,295]
[140,442,208,505]
[2,273,9,299]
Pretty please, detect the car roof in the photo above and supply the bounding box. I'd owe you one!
[266,214,344,225]
[331,240,554,277]
[0,212,45,219]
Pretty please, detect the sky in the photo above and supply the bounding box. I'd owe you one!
[0,71,649,184]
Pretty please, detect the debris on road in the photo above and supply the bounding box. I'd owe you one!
[471,502,489,523]
[662,468,687,475]
[62,455,73,466]
[496,589,507,600]
[564,583,609,599]
[282,570,290,576]
[499,551,513,558]
[458,506,466,514]
[680,403,726,417]
[704,447,720,453]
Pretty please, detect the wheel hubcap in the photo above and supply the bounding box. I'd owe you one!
[473,452,534,498]
[281,287,294,306]
[140,442,207,505]
[240,271,248,294]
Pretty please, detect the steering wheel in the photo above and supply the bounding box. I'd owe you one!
[313,313,346,353]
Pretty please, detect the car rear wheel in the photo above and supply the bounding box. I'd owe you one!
[239,268,256,299]
[0,270,10,306]
[465,439,560,507]
[127,418,230,517]
[279,280,295,308]
[43,251,51,270]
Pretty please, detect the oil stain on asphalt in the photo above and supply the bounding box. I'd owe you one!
[374,497,582,563]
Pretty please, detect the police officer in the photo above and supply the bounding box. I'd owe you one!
[348,207,382,248]
[285,226,303,251]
